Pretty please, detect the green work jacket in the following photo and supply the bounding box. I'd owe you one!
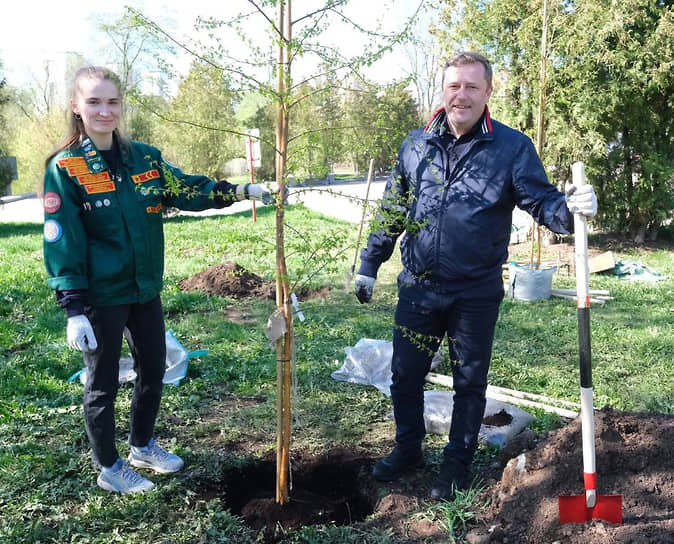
[43,137,235,306]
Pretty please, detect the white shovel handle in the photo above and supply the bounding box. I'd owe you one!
[572,162,596,509]
[572,162,590,307]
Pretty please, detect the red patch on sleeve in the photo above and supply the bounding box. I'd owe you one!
[43,191,62,214]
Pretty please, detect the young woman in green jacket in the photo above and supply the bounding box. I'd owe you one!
[43,66,272,494]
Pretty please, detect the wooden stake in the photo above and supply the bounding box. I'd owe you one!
[346,158,375,290]
[530,0,549,270]
[425,372,579,418]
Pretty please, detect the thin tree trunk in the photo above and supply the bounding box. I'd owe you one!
[274,0,293,506]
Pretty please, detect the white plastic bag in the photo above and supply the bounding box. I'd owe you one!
[68,330,208,387]
[422,390,534,448]
[331,338,442,396]
[333,338,535,448]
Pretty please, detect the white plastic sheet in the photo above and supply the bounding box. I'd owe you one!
[332,338,534,448]
[68,330,208,387]
[331,338,443,396]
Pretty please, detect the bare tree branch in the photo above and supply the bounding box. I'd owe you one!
[128,7,273,96]
[133,98,279,153]
[246,0,284,41]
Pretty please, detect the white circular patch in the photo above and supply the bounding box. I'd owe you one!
[44,219,63,242]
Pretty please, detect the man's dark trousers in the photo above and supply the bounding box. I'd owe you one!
[390,277,504,467]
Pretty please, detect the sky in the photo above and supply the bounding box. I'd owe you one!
[0,0,432,91]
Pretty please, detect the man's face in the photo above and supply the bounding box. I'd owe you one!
[442,62,492,137]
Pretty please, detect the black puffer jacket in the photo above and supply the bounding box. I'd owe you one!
[358,108,573,288]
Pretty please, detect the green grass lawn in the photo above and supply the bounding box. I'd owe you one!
[1,205,672,543]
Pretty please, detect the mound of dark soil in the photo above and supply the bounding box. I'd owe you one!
[178,261,330,301]
[179,262,276,299]
[471,407,674,543]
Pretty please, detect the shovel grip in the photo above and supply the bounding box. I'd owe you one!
[572,162,590,309]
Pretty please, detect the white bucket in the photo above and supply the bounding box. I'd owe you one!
[508,262,556,301]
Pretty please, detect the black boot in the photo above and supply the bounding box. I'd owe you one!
[430,456,470,501]
[372,446,423,482]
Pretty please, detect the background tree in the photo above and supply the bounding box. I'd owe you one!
[3,59,73,194]
[97,11,175,96]
[0,65,13,196]
[404,36,442,121]
[287,73,345,180]
[126,93,168,145]
[343,79,420,174]
[158,60,239,178]
[403,0,445,120]
[237,94,277,182]
[435,0,674,242]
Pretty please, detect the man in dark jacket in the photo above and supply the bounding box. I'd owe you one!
[354,51,597,500]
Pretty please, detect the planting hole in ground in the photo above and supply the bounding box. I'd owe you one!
[482,409,513,426]
[201,450,376,531]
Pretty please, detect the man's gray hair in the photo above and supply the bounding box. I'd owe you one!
[442,52,493,89]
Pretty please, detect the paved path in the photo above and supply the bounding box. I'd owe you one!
[0,179,387,225]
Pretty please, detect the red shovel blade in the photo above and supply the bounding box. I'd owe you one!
[558,494,623,524]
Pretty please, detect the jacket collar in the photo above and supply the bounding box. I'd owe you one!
[77,137,107,175]
[76,133,129,173]
[424,106,493,137]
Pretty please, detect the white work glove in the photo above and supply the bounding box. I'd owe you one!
[565,183,598,217]
[354,274,376,304]
[66,315,98,352]
[236,183,275,205]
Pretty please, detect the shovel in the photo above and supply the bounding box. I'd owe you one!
[558,162,622,525]
[345,158,375,290]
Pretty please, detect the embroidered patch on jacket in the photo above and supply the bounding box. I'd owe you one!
[44,219,63,242]
[43,191,62,214]
[83,182,115,194]
[132,169,160,184]
[146,203,162,214]
[77,172,111,184]
[57,157,89,176]
[73,172,115,194]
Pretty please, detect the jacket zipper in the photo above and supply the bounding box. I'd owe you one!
[428,135,484,275]
[427,138,450,273]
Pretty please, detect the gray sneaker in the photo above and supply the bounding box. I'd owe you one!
[128,437,184,474]
[97,458,155,494]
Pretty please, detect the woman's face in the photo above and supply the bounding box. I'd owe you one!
[71,77,122,147]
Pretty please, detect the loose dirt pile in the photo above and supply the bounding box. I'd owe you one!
[472,407,674,543]
[178,261,329,301]
[179,262,277,299]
